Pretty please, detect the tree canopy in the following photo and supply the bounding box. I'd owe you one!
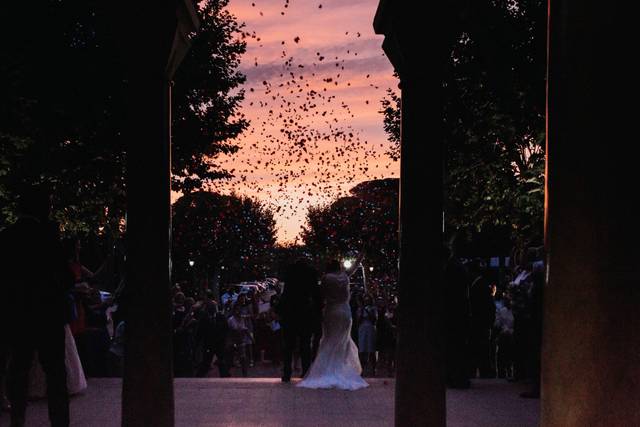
[301,178,399,279]
[380,0,546,250]
[171,0,249,193]
[0,0,248,236]
[172,191,276,291]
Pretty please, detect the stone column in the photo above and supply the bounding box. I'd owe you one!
[394,75,446,427]
[374,2,457,426]
[544,1,640,425]
[121,2,177,426]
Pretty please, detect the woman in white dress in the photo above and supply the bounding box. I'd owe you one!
[297,259,368,390]
[28,324,88,398]
[29,237,90,398]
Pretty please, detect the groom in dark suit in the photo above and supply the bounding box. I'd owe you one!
[277,257,321,382]
[0,186,72,427]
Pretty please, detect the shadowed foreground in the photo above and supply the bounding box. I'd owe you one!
[6,378,539,426]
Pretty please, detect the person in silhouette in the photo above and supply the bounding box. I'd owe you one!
[195,293,229,378]
[357,294,377,376]
[277,257,320,382]
[521,262,544,399]
[1,336,9,412]
[443,245,471,389]
[468,261,496,378]
[0,185,72,427]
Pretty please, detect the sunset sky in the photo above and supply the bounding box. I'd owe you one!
[214,0,399,243]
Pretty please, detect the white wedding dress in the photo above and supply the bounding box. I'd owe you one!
[29,324,87,398]
[297,272,368,390]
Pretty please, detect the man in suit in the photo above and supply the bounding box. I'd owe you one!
[0,186,72,427]
[195,294,229,378]
[277,257,321,382]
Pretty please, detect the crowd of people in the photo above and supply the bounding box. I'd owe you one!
[170,284,279,378]
[444,245,545,398]
[0,190,400,426]
[169,268,399,379]
[0,186,545,427]
[0,187,126,426]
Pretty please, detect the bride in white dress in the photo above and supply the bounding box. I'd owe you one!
[297,260,368,390]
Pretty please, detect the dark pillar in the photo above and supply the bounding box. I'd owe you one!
[544,2,640,425]
[121,2,179,426]
[394,76,446,427]
[121,3,198,425]
[374,2,456,426]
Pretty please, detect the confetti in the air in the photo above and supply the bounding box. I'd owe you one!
[215,0,399,242]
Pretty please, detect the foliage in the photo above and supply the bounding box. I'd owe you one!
[0,0,248,235]
[171,0,249,192]
[0,1,127,236]
[380,0,546,248]
[445,0,546,246]
[0,136,32,226]
[301,178,399,279]
[172,191,276,291]
[379,89,401,162]
[271,243,312,278]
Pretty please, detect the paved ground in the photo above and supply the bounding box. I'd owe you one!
[2,378,539,427]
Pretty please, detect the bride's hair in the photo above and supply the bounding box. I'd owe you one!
[325,259,341,273]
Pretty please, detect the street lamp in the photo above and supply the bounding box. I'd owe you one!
[188,260,195,267]
[343,259,353,269]
[369,266,374,272]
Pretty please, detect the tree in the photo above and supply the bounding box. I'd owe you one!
[172,191,276,295]
[301,178,399,281]
[379,89,401,162]
[0,136,31,227]
[0,0,249,235]
[171,0,249,193]
[0,1,128,237]
[379,0,546,249]
[444,0,546,247]
[271,243,311,279]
